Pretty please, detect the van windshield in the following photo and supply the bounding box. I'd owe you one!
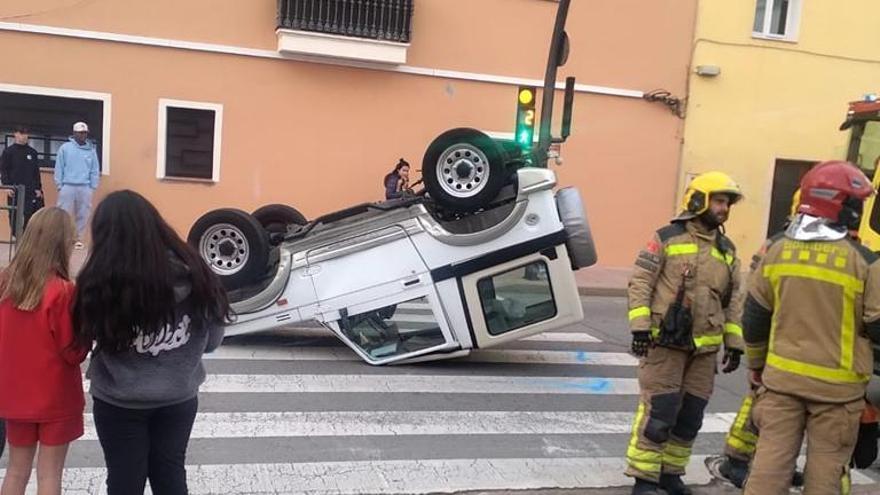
[856,121,880,175]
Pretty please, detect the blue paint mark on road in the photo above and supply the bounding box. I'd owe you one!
[549,377,613,394]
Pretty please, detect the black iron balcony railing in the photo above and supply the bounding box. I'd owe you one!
[278,0,414,43]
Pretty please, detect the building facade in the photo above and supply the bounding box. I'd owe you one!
[0,0,698,266]
[682,0,880,259]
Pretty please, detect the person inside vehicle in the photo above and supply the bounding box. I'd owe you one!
[384,159,412,200]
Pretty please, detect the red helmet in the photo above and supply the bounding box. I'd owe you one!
[797,161,874,223]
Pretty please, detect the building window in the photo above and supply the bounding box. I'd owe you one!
[0,88,108,172]
[752,0,801,41]
[157,99,223,182]
[278,0,414,43]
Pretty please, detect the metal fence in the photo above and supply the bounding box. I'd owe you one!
[0,184,26,260]
[278,0,414,43]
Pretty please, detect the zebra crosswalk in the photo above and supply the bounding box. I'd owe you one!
[3,298,879,494]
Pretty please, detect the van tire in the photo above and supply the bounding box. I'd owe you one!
[187,208,271,290]
[422,128,508,212]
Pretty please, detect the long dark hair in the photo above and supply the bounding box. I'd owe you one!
[383,158,409,184]
[74,190,231,352]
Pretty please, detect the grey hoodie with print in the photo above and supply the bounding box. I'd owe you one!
[86,260,225,409]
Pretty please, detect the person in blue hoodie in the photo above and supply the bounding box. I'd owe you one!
[55,121,100,249]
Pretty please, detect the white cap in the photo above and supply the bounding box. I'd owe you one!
[73,122,89,132]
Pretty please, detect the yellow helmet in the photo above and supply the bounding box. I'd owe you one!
[790,188,801,217]
[681,171,743,215]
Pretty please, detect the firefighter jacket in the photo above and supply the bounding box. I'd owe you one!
[627,218,745,354]
[744,235,880,403]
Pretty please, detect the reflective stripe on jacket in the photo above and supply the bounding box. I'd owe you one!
[745,236,880,402]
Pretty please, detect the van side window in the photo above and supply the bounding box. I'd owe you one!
[477,261,557,335]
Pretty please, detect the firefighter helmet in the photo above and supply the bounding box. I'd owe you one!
[797,161,874,227]
[681,171,743,215]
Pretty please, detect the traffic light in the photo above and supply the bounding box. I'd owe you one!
[515,86,536,149]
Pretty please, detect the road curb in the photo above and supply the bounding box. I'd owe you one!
[578,286,627,297]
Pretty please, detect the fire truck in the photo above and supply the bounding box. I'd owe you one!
[842,95,880,252]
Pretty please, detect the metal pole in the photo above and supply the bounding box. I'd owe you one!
[535,0,571,168]
[13,185,24,248]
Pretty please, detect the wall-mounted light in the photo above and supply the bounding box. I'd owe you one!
[695,65,721,77]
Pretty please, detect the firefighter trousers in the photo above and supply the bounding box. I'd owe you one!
[625,346,716,482]
[724,389,759,462]
[744,389,863,495]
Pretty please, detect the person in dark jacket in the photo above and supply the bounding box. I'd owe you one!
[73,190,231,495]
[383,158,412,200]
[0,125,44,235]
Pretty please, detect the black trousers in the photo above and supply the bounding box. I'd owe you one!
[7,190,42,236]
[93,396,198,495]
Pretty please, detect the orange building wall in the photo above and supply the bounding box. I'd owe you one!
[0,0,697,266]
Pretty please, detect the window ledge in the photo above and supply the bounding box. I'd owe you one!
[751,32,798,44]
[158,176,217,185]
[276,29,408,65]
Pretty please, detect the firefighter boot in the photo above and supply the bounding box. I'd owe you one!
[632,478,667,495]
[791,470,804,487]
[716,456,802,489]
[717,457,749,488]
[659,473,692,495]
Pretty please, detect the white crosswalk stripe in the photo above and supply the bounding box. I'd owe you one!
[79,411,738,440]
[3,457,874,494]
[86,373,641,395]
[522,332,601,343]
[205,345,638,366]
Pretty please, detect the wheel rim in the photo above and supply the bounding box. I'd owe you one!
[199,223,249,276]
[435,142,491,199]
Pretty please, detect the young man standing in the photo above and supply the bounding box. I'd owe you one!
[55,121,100,249]
[0,125,43,235]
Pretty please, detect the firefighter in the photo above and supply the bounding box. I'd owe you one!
[711,188,806,487]
[712,187,879,489]
[626,171,746,495]
[743,161,880,495]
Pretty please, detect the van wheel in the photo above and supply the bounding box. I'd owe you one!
[422,128,508,212]
[187,208,270,290]
[253,204,308,234]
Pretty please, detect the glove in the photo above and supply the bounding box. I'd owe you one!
[749,369,763,387]
[631,331,652,357]
[721,348,742,373]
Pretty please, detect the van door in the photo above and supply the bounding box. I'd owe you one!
[459,243,583,348]
[325,286,460,365]
[306,225,458,364]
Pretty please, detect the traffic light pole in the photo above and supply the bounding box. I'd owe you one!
[535,0,571,168]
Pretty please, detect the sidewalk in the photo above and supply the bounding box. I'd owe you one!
[575,266,629,297]
[0,242,632,296]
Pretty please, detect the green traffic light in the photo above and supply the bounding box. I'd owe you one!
[515,86,537,150]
